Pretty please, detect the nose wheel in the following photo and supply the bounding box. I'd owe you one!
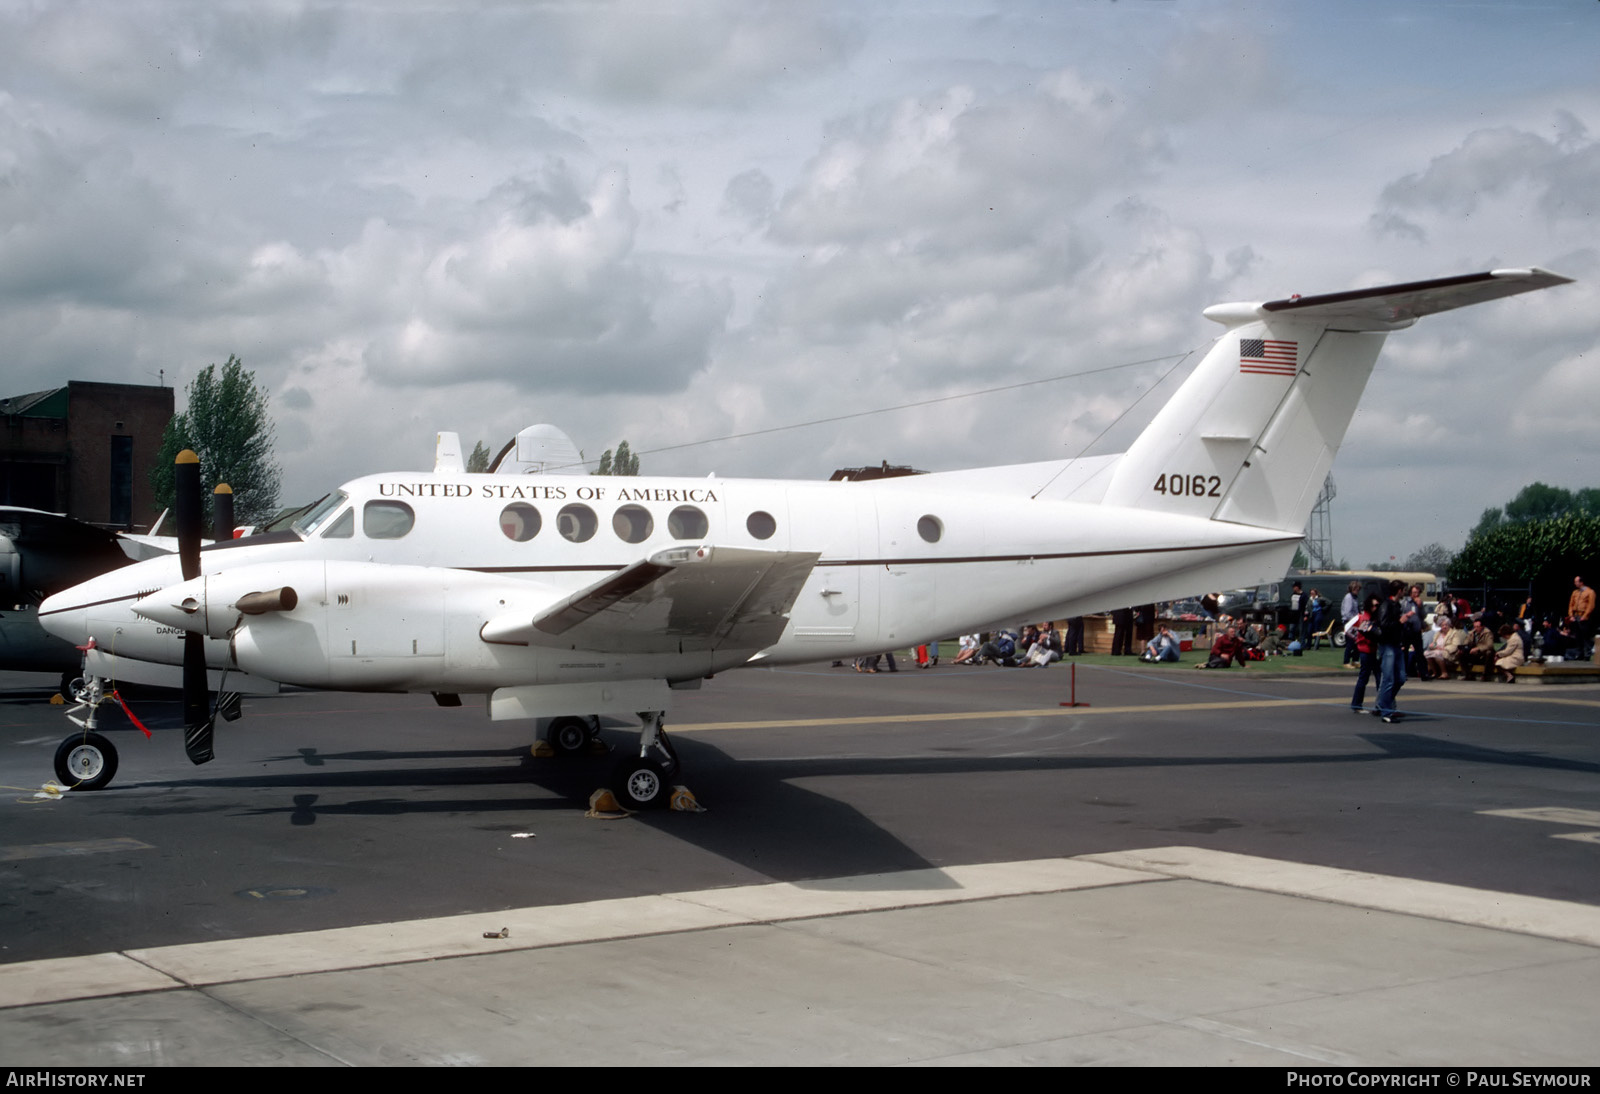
[54,731,119,791]
[609,710,682,809]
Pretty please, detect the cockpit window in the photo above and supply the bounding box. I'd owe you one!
[294,491,349,537]
[363,500,415,539]
[321,508,355,538]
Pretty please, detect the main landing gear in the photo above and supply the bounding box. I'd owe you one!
[54,675,119,791]
[545,715,603,757]
[609,710,680,810]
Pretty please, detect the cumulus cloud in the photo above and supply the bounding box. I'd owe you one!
[1371,116,1600,240]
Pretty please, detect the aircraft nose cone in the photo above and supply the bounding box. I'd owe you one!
[37,589,88,645]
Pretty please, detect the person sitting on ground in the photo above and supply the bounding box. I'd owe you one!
[1141,625,1180,663]
[1196,624,1245,669]
[975,630,1017,666]
[1495,623,1526,683]
[1258,624,1288,657]
[1020,624,1063,667]
[952,633,982,665]
[1239,620,1264,649]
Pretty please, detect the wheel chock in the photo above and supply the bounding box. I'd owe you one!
[668,785,704,812]
[530,740,557,758]
[586,788,632,818]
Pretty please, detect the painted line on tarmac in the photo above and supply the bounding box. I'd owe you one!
[0,837,154,862]
[7,847,1600,1014]
[1084,846,1600,949]
[669,696,1337,732]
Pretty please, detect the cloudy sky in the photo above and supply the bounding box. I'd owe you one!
[2,0,1595,568]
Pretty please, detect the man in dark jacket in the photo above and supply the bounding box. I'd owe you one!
[1375,580,1408,722]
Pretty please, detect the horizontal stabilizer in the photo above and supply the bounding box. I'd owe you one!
[1256,268,1572,329]
[480,545,819,654]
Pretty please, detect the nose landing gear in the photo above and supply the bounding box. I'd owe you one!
[54,675,119,791]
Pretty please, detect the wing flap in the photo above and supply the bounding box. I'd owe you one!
[480,546,820,654]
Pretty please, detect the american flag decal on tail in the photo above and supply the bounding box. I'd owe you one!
[1239,338,1298,376]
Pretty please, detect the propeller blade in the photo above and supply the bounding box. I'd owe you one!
[182,631,214,765]
[213,483,234,543]
[174,450,213,764]
[174,450,203,582]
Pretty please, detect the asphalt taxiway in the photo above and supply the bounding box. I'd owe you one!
[2,661,1598,1065]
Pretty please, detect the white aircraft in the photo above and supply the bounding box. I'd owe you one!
[38,268,1572,805]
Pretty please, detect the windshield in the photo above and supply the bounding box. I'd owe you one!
[292,491,349,538]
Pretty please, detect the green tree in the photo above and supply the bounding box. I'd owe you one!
[466,441,492,473]
[1291,546,1309,569]
[595,439,640,476]
[1471,506,1505,539]
[1401,542,1454,573]
[1503,482,1576,524]
[1448,513,1600,610]
[151,356,282,527]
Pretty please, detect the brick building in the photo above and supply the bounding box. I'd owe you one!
[0,382,174,530]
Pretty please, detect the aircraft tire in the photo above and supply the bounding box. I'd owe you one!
[54,732,118,792]
[612,757,670,809]
[548,717,592,756]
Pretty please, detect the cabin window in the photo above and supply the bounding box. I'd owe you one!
[613,504,654,544]
[668,505,708,540]
[746,510,777,540]
[500,503,541,542]
[321,508,354,538]
[363,500,415,539]
[557,503,598,543]
[917,515,943,543]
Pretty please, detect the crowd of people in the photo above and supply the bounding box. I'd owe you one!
[837,574,1595,686]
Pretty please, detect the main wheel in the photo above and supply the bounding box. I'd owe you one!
[54,732,118,791]
[611,756,671,809]
[547,716,592,756]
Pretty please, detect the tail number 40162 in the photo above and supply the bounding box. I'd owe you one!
[1154,473,1221,498]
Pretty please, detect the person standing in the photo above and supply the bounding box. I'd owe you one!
[1064,616,1085,656]
[1568,575,1596,659]
[1349,595,1380,713]
[1286,581,1304,643]
[1375,580,1408,723]
[1340,580,1362,665]
[1110,607,1134,657]
[1401,583,1427,678]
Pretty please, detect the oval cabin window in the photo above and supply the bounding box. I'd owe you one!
[500,503,541,542]
[557,503,598,543]
[746,510,777,540]
[613,504,654,544]
[668,505,708,540]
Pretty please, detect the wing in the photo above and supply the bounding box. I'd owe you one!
[480,545,820,654]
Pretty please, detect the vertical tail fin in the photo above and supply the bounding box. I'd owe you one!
[1100,268,1572,533]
